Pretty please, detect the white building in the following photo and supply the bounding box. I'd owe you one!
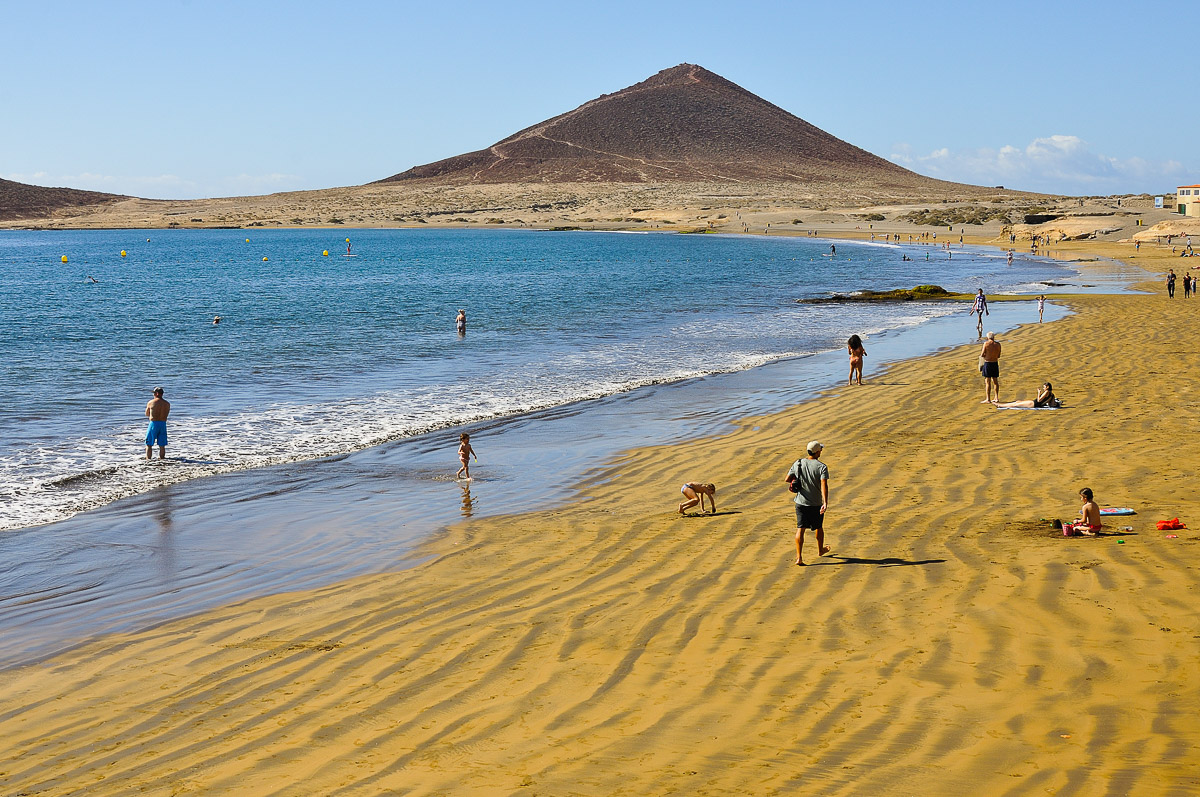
[1177,185,1200,217]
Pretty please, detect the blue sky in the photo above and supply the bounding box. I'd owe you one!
[3,0,1196,199]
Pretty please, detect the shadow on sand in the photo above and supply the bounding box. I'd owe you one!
[815,555,946,568]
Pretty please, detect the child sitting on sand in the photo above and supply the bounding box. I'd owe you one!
[1056,487,1101,536]
[456,433,477,480]
[679,482,716,515]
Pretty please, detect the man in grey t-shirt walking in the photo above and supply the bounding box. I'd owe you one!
[786,440,830,566]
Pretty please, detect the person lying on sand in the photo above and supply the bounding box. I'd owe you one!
[1055,487,1101,536]
[679,482,716,515]
[995,382,1060,409]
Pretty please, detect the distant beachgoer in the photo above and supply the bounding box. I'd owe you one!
[213,315,221,325]
[346,240,352,255]
[830,244,836,256]
[980,332,1001,404]
[144,387,170,460]
[1167,270,1176,298]
[85,275,98,284]
[847,334,867,385]
[970,289,989,337]
[1007,251,1013,266]
[455,309,467,335]
[1186,277,1192,299]
[1037,294,1046,322]
[1057,487,1101,536]
[456,433,477,479]
[678,482,716,515]
[995,382,1059,409]
[787,441,829,566]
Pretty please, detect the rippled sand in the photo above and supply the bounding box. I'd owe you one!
[1,244,1198,795]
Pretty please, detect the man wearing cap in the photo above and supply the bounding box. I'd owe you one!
[145,387,170,460]
[787,441,830,566]
[980,332,1001,404]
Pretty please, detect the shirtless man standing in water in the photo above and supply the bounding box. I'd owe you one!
[145,387,170,460]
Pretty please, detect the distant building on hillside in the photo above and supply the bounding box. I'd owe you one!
[1177,185,1200,216]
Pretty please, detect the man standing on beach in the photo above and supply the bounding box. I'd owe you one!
[145,387,170,460]
[1167,270,1176,298]
[787,441,829,566]
[980,332,1001,404]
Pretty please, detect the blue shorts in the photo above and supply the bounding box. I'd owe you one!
[980,361,999,378]
[146,420,168,447]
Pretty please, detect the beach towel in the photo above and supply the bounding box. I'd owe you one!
[1156,518,1186,530]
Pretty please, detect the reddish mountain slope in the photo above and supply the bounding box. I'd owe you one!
[0,178,124,220]
[379,64,945,187]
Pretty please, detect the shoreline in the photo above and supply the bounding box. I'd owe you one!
[0,242,1074,669]
[0,228,1084,534]
[5,241,1199,794]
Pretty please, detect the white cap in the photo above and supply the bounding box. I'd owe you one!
[807,440,823,454]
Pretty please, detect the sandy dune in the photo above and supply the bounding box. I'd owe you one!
[1,243,1198,795]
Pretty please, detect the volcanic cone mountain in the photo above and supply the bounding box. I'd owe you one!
[380,64,947,188]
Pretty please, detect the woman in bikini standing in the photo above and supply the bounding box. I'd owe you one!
[847,334,867,386]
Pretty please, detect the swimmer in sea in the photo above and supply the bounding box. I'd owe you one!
[213,315,221,325]
[455,308,466,335]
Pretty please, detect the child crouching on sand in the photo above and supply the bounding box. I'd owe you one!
[679,482,716,515]
[1056,487,1101,536]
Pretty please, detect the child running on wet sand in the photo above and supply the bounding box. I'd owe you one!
[679,482,716,515]
[456,433,477,480]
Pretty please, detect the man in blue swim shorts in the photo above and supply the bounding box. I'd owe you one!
[145,386,171,460]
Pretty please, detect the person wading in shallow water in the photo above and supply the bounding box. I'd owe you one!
[847,334,867,385]
[145,387,170,460]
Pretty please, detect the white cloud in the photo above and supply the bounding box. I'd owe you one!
[0,171,305,200]
[889,136,1196,195]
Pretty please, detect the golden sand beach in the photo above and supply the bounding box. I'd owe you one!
[1,241,1198,795]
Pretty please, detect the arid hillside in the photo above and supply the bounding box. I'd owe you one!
[0,178,124,221]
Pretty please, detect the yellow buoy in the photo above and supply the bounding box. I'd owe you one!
[120,250,127,257]
[246,238,250,243]
[322,250,329,256]
[61,255,68,263]
[262,256,268,261]
[345,238,350,243]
